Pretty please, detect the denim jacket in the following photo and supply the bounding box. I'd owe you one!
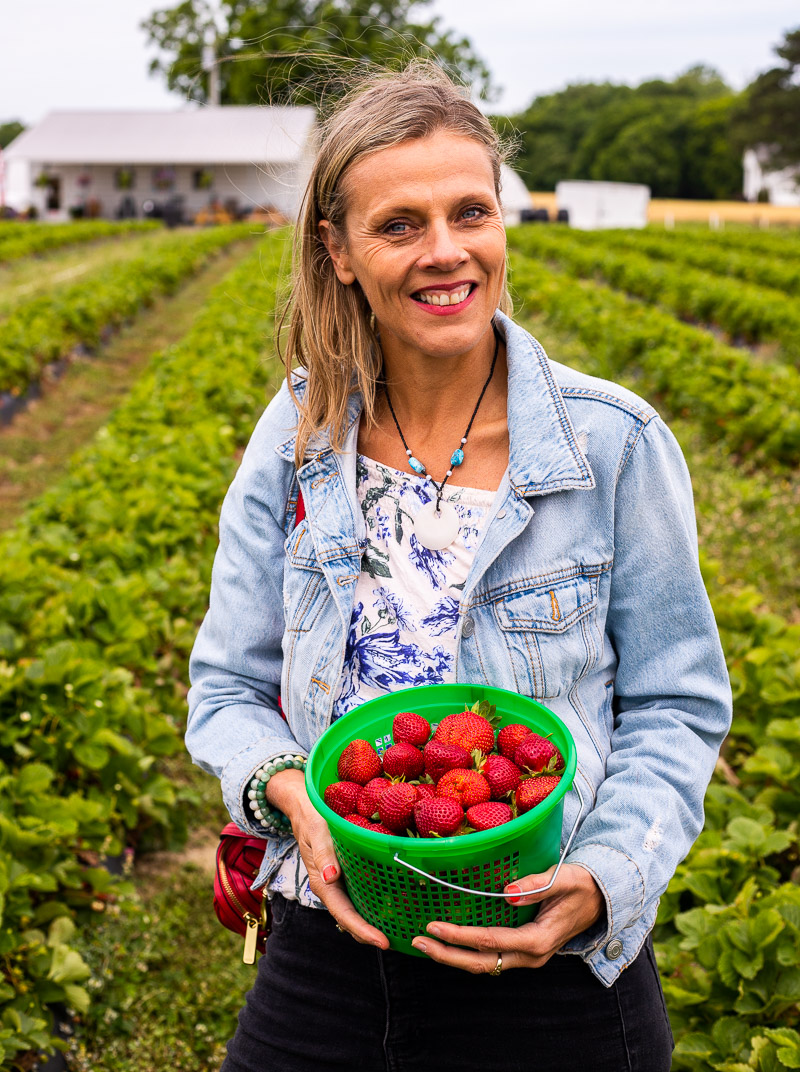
[187,310,732,986]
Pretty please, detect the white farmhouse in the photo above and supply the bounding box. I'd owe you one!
[3,106,317,222]
[742,148,800,207]
[555,180,650,230]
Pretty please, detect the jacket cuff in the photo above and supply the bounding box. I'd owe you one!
[563,843,646,946]
[222,736,309,838]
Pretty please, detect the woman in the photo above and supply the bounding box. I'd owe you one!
[187,63,732,1071]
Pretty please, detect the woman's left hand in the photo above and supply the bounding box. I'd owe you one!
[411,863,604,972]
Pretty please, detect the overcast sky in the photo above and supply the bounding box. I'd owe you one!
[2,0,798,126]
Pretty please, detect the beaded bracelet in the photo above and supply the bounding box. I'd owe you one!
[247,753,307,835]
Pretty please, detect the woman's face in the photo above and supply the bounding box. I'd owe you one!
[320,131,507,364]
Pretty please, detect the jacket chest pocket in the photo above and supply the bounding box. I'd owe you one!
[283,521,329,635]
[491,570,600,698]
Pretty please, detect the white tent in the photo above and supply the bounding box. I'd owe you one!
[556,180,650,230]
[499,164,532,225]
[3,106,317,221]
[743,148,800,207]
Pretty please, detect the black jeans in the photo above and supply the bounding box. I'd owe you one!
[222,895,674,1072]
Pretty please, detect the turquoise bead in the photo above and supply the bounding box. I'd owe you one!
[409,456,426,475]
[450,448,464,467]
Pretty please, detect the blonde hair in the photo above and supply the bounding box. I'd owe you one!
[280,61,513,466]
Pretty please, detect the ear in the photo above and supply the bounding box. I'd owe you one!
[318,220,356,286]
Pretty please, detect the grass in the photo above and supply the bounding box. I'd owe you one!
[0,240,257,528]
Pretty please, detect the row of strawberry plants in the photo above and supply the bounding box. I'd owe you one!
[0,224,255,397]
[0,221,160,263]
[508,225,800,362]
[0,234,286,1067]
[684,225,800,258]
[506,243,800,466]
[515,309,800,1070]
[587,228,800,298]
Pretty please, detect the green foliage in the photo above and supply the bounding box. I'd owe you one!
[508,225,800,361]
[0,224,254,395]
[735,26,800,172]
[0,220,158,264]
[503,66,742,198]
[0,234,286,1066]
[507,234,800,464]
[0,122,25,151]
[142,0,494,107]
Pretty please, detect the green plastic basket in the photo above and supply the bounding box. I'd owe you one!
[306,683,579,956]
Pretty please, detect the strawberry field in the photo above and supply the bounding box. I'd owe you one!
[0,220,798,1070]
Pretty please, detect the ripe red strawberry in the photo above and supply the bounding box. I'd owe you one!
[344,814,395,834]
[497,723,533,761]
[514,734,565,775]
[436,768,491,809]
[382,742,425,780]
[434,712,495,755]
[481,754,521,799]
[337,739,382,785]
[378,783,418,833]
[414,782,436,801]
[466,801,513,830]
[356,777,392,818]
[423,740,473,782]
[324,781,361,817]
[393,711,431,746]
[515,775,561,813]
[414,797,464,837]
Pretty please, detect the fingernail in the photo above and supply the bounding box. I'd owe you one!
[507,895,522,904]
[506,884,521,895]
[414,941,427,953]
[322,865,337,882]
[427,924,441,937]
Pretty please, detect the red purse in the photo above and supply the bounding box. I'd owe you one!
[212,488,306,964]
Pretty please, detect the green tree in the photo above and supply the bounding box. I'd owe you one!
[141,0,494,107]
[0,121,25,149]
[736,26,800,169]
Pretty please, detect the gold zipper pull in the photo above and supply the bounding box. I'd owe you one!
[242,913,259,965]
[259,890,269,929]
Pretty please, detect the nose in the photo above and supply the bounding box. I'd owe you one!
[416,219,469,272]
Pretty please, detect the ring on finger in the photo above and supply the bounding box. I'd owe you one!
[335,923,346,933]
[489,953,503,976]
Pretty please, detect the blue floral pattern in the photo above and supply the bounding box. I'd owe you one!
[269,454,496,907]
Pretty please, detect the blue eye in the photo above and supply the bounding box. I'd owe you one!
[385,221,409,234]
[462,206,485,220]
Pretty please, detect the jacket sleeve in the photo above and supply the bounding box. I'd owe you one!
[186,406,306,839]
[564,414,732,948]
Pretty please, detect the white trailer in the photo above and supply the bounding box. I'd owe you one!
[555,180,650,230]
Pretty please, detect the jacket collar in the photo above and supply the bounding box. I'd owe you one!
[276,311,594,498]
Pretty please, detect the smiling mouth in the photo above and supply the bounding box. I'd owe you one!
[411,283,476,307]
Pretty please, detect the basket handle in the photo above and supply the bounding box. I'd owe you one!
[392,780,585,899]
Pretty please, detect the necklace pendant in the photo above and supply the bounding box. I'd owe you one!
[450,448,464,467]
[414,500,460,550]
[408,456,426,475]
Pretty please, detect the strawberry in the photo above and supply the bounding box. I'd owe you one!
[414,797,464,837]
[345,814,395,834]
[356,777,392,818]
[337,739,382,785]
[466,801,513,830]
[324,781,362,817]
[414,782,437,801]
[514,734,565,775]
[382,742,425,780]
[378,783,418,833]
[515,775,561,813]
[436,768,491,809]
[434,711,495,755]
[497,723,533,761]
[423,740,473,782]
[481,754,521,799]
[393,711,431,747]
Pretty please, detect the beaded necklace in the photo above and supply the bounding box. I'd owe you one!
[382,323,501,550]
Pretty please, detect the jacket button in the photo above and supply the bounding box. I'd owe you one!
[605,939,623,960]
[461,615,475,638]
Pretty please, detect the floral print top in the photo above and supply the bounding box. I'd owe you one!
[267,454,497,907]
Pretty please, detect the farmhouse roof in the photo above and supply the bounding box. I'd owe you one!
[4,106,316,165]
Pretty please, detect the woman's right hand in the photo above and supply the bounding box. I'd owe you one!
[266,768,390,948]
